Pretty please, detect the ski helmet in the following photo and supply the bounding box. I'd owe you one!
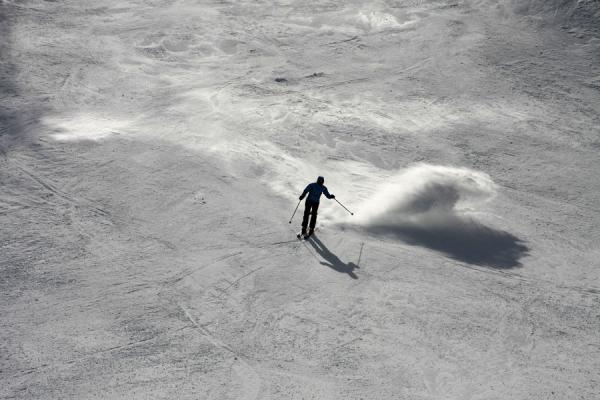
[317,176,324,185]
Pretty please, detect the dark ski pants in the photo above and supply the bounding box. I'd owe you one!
[301,200,319,231]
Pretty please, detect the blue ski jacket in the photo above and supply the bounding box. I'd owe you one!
[301,182,333,203]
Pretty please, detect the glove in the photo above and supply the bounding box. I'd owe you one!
[331,194,335,199]
[299,195,304,200]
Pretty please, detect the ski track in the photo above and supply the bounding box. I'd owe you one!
[180,305,262,400]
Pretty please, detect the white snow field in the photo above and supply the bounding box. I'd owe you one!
[1,0,600,398]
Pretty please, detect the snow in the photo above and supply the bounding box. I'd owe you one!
[1,0,599,399]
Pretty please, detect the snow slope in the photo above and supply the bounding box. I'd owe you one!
[1,0,599,399]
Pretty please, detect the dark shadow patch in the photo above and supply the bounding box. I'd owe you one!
[305,72,325,78]
[0,6,19,155]
[0,4,45,155]
[367,216,529,269]
[307,235,359,279]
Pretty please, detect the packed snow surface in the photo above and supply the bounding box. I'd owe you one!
[1,0,600,399]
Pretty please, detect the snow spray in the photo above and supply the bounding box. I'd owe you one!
[354,164,498,230]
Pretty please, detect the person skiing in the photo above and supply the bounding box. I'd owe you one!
[298,176,335,238]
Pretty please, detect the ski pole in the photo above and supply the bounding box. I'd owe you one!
[289,199,301,223]
[335,199,354,215]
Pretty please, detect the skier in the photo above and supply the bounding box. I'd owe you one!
[298,176,335,238]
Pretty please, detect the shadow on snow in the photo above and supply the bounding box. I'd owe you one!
[367,217,529,269]
[307,235,359,279]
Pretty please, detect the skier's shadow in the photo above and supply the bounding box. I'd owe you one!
[307,235,359,279]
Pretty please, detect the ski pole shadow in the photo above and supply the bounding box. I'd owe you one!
[307,235,359,279]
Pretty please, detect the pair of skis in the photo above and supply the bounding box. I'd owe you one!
[297,231,314,241]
